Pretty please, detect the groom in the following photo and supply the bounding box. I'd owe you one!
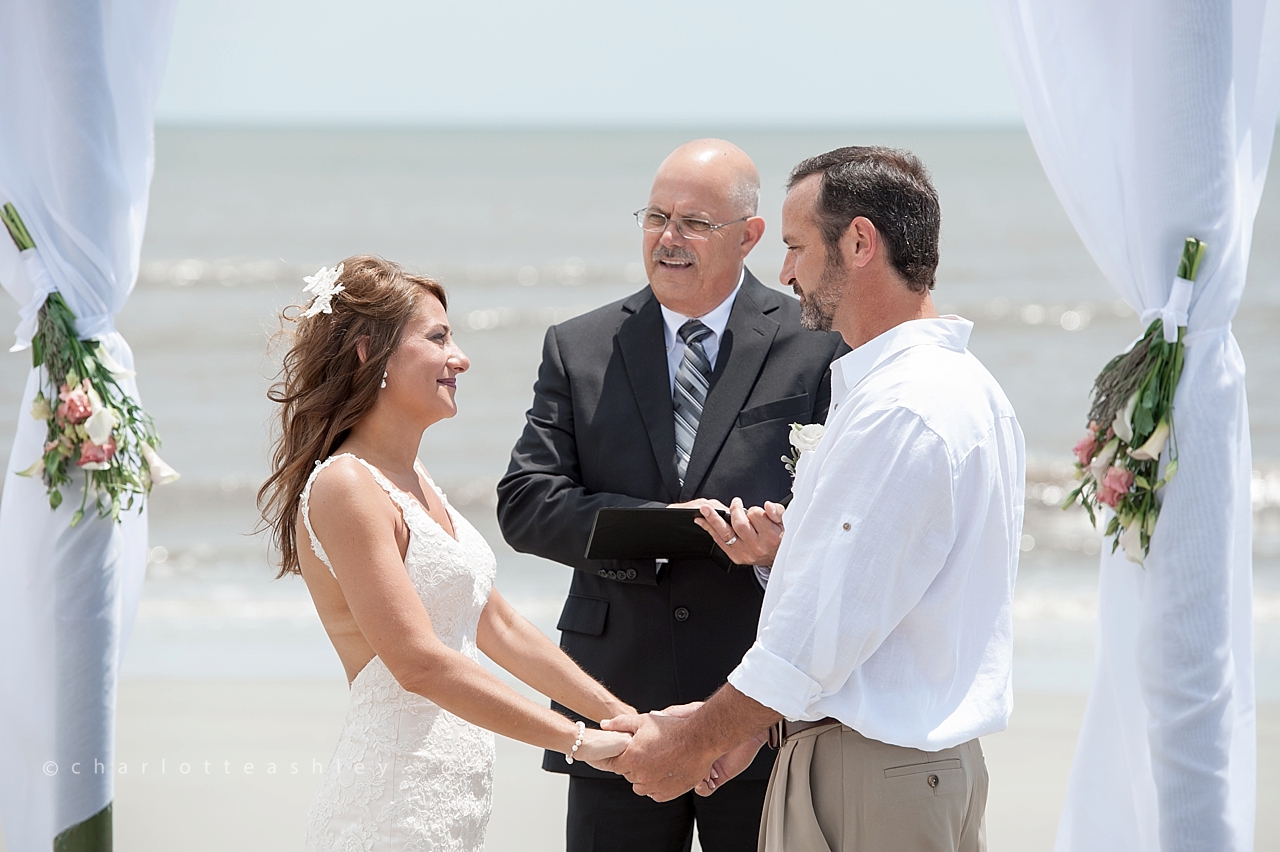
[497,139,844,851]
[602,146,1026,852]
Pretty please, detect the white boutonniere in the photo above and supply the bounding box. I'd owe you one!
[301,263,346,318]
[782,422,825,478]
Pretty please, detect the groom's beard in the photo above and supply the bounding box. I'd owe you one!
[798,257,848,332]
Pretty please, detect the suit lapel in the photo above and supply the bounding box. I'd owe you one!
[617,289,682,500]
[679,272,780,500]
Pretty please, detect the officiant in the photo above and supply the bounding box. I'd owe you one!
[496,139,844,852]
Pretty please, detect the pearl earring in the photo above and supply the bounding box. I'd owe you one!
[381,370,388,389]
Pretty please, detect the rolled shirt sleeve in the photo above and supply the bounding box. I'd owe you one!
[729,406,956,720]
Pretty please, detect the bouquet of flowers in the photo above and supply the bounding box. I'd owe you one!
[1063,237,1205,563]
[3,203,177,526]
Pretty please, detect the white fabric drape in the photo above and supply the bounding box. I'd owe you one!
[0,1,175,848]
[989,1,1280,850]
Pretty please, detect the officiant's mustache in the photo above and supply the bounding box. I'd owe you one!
[651,246,697,266]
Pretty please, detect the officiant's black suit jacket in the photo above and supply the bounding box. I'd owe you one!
[496,269,845,780]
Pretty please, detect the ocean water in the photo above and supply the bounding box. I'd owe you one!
[0,127,1276,694]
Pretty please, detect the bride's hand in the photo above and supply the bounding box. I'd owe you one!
[576,728,633,772]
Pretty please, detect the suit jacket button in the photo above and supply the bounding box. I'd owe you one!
[674,606,690,622]
[626,568,637,579]
[609,570,619,580]
[597,569,608,577]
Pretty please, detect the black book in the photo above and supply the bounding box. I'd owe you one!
[584,507,730,561]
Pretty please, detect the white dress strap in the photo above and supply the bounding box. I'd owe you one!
[300,453,415,578]
[413,457,444,501]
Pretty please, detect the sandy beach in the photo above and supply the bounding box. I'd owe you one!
[0,680,1270,851]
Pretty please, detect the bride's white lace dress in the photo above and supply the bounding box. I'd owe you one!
[300,454,496,851]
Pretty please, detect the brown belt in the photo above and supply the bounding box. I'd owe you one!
[767,717,840,749]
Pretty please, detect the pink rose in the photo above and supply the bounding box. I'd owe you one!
[1073,433,1099,466]
[1096,465,1135,508]
[56,380,93,425]
[76,436,117,469]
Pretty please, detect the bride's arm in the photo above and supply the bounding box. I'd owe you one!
[309,461,627,763]
[477,589,635,722]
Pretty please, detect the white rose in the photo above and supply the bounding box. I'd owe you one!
[84,406,119,446]
[789,423,825,453]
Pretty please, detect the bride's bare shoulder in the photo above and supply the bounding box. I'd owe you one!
[307,456,393,522]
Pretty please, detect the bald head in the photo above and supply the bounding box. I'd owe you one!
[642,139,765,317]
[654,139,760,218]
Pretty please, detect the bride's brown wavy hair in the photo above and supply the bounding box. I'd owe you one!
[257,254,447,577]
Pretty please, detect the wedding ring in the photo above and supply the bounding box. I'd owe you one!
[724,535,739,546]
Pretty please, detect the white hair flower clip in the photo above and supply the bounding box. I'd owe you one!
[301,263,346,318]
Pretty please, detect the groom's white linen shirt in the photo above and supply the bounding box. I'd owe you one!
[727,316,1025,751]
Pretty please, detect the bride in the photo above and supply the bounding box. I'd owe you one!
[257,255,633,850]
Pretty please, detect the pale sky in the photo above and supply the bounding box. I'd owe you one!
[156,0,1022,126]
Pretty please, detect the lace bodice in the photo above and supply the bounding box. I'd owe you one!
[301,454,496,851]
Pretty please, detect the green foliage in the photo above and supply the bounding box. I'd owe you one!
[1,202,35,251]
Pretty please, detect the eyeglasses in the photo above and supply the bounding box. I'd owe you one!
[634,208,749,241]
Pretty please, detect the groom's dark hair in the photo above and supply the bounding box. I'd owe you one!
[788,147,940,293]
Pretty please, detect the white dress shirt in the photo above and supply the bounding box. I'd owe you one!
[728,316,1025,751]
[658,271,743,394]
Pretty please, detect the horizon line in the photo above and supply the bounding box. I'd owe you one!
[153,118,1030,133]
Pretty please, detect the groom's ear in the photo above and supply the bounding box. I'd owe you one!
[844,216,879,270]
[355,335,370,364]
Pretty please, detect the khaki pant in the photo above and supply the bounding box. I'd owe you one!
[758,723,987,852]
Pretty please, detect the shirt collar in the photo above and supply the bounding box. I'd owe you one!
[659,268,744,343]
[832,315,974,400]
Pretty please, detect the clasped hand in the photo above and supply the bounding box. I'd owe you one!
[587,703,767,801]
[672,497,784,567]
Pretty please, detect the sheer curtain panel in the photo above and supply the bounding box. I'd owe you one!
[0,1,176,848]
[989,1,1280,850]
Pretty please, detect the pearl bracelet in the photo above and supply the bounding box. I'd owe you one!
[565,720,586,764]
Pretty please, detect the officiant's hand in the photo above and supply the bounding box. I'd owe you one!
[599,712,716,802]
[667,497,729,512]
[695,497,784,566]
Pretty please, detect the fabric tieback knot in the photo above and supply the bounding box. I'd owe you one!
[1140,275,1194,344]
[673,319,714,484]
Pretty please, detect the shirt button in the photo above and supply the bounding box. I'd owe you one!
[674,606,690,622]
[626,568,637,579]
[842,522,851,531]
[927,774,939,788]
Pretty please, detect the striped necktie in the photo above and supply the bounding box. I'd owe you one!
[673,319,714,484]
